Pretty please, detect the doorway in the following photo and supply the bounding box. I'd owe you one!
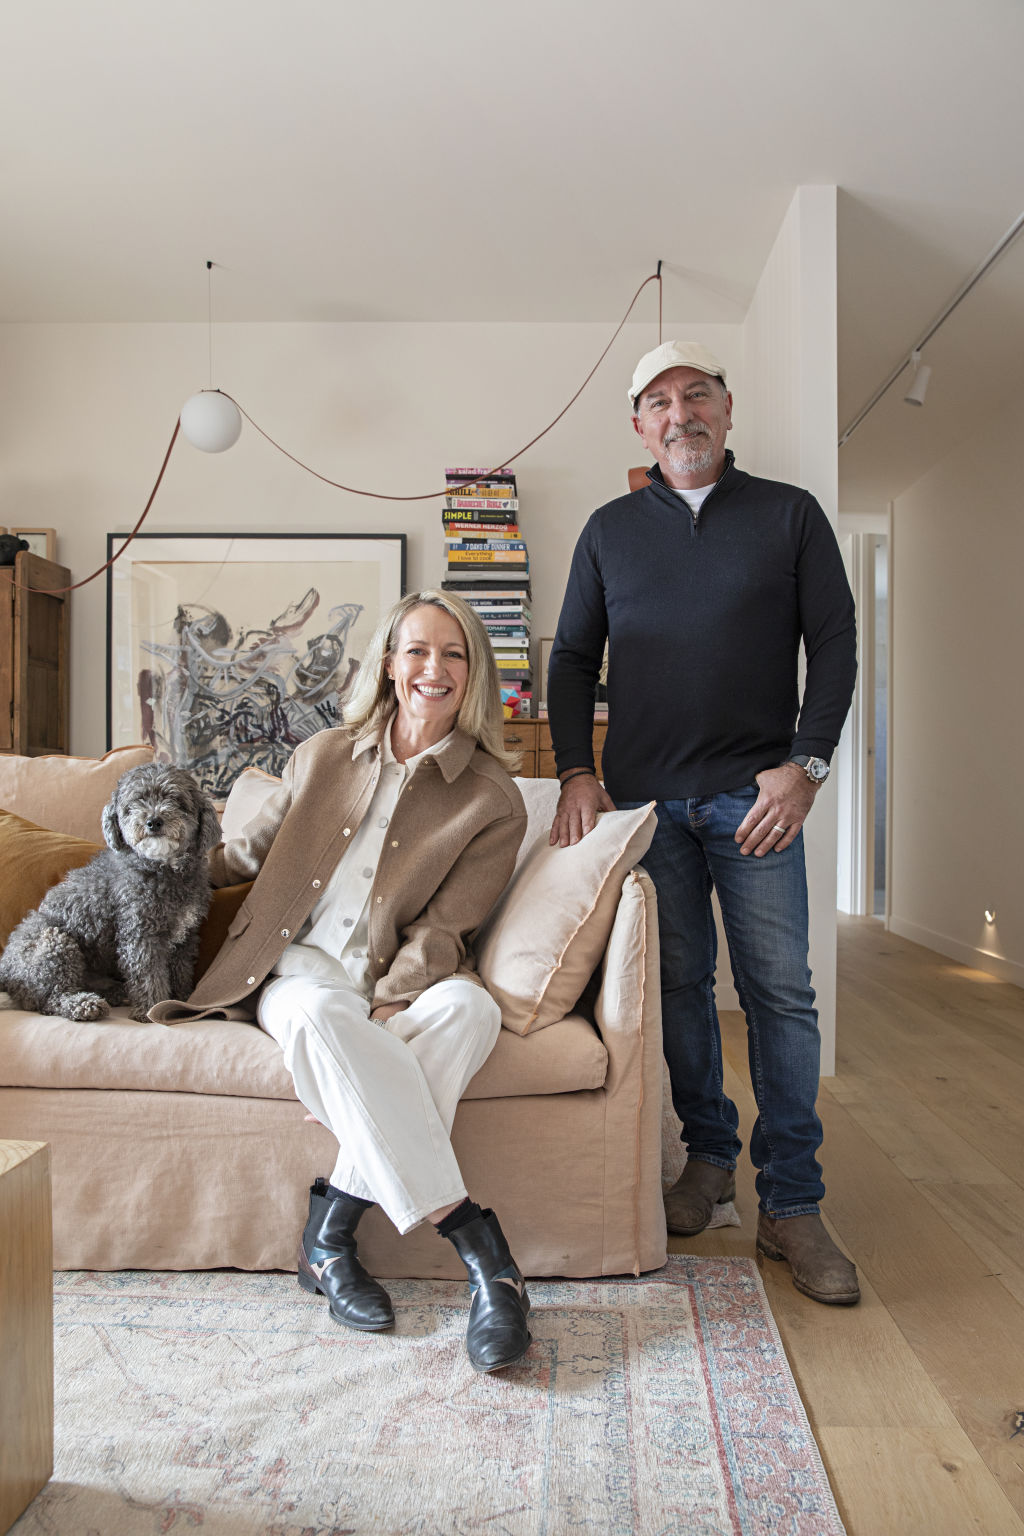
[836,517,891,919]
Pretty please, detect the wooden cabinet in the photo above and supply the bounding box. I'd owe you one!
[502,717,608,779]
[0,553,70,757]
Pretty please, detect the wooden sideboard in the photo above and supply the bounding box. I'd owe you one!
[502,717,608,779]
[0,552,70,758]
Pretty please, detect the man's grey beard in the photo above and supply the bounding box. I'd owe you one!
[664,427,715,478]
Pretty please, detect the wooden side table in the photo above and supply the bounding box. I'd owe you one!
[0,1141,53,1534]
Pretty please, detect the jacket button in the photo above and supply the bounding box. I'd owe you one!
[376,896,383,904]
[391,839,399,848]
[281,929,290,939]
[343,828,351,837]
[312,879,321,889]
[246,976,256,986]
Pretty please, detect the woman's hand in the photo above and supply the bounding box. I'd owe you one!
[549,773,616,847]
[370,1000,411,1023]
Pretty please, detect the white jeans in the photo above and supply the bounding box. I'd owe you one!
[257,974,501,1233]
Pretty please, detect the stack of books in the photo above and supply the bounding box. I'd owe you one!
[441,466,532,717]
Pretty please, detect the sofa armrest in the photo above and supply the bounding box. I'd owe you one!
[594,867,661,1074]
[591,866,666,1272]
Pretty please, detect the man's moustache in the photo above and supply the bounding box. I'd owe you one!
[665,427,711,444]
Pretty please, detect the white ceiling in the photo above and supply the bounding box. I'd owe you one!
[5,0,1024,507]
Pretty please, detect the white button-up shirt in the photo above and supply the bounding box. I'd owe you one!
[271,721,455,998]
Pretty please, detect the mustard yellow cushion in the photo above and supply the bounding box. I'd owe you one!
[0,809,101,950]
[0,744,154,842]
[475,801,657,1034]
[194,882,254,982]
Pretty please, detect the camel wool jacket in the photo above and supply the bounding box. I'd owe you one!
[153,725,526,1023]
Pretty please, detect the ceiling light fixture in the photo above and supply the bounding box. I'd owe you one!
[903,350,931,407]
[179,261,242,454]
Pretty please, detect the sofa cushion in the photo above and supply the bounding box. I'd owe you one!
[0,1008,607,1101]
[474,802,657,1035]
[219,766,282,842]
[0,810,101,950]
[0,744,154,842]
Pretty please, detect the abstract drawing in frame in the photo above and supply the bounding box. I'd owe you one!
[106,532,406,797]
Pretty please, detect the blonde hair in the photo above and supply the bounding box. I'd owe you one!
[343,590,520,771]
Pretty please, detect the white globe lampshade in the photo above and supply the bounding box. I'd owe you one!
[179,390,242,453]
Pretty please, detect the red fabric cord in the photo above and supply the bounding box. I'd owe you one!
[23,268,663,594]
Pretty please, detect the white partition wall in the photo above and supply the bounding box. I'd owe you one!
[740,185,842,1074]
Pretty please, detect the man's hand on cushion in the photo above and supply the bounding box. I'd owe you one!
[550,774,616,847]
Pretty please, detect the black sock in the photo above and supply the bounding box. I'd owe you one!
[434,1198,483,1237]
[326,1183,373,1209]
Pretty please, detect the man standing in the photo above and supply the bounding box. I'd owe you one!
[547,341,859,1305]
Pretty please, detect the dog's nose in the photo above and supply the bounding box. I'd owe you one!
[145,816,164,833]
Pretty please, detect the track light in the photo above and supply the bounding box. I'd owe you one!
[904,350,931,408]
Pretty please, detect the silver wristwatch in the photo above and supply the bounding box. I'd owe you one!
[789,755,830,786]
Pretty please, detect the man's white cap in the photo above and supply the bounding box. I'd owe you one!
[628,340,728,410]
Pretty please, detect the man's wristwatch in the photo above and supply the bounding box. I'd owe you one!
[788,755,830,786]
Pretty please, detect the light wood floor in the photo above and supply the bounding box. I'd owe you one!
[674,914,1024,1536]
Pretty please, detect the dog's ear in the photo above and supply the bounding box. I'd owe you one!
[101,782,130,852]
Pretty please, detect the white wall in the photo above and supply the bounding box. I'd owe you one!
[741,185,842,1072]
[889,390,1024,984]
[0,317,741,755]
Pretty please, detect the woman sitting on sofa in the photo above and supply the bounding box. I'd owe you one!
[179,590,530,1373]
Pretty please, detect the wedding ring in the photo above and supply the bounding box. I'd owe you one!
[772,824,786,834]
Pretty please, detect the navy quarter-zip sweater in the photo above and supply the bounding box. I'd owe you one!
[548,453,857,801]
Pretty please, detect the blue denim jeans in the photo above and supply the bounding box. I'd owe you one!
[618,789,825,1216]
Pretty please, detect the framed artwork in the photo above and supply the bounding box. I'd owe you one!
[106,532,406,796]
[0,526,57,559]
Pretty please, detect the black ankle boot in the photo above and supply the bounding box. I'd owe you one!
[445,1208,531,1372]
[297,1178,395,1332]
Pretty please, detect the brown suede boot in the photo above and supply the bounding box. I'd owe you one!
[756,1213,860,1305]
[664,1160,736,1236]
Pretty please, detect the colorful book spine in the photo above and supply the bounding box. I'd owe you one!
[443,507,519,524]
[445,466,516,483]
[444,496,519,510]
[445,559,528,571]
[447,540,526,552]
[442,523,520,538]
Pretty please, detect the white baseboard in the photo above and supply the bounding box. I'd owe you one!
[887,916,1024,988]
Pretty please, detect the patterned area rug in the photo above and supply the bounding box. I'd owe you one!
[16,1257,844,1536]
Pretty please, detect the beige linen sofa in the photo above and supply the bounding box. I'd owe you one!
[0,748,667,1280]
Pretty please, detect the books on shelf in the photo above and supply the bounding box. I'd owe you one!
[443,463,532,714]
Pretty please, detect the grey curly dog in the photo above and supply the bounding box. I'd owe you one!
[0,763,220,1022]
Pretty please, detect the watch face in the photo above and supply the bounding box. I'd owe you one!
[808,758,830,782]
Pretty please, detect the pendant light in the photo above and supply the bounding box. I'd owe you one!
[179,261,242,453]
